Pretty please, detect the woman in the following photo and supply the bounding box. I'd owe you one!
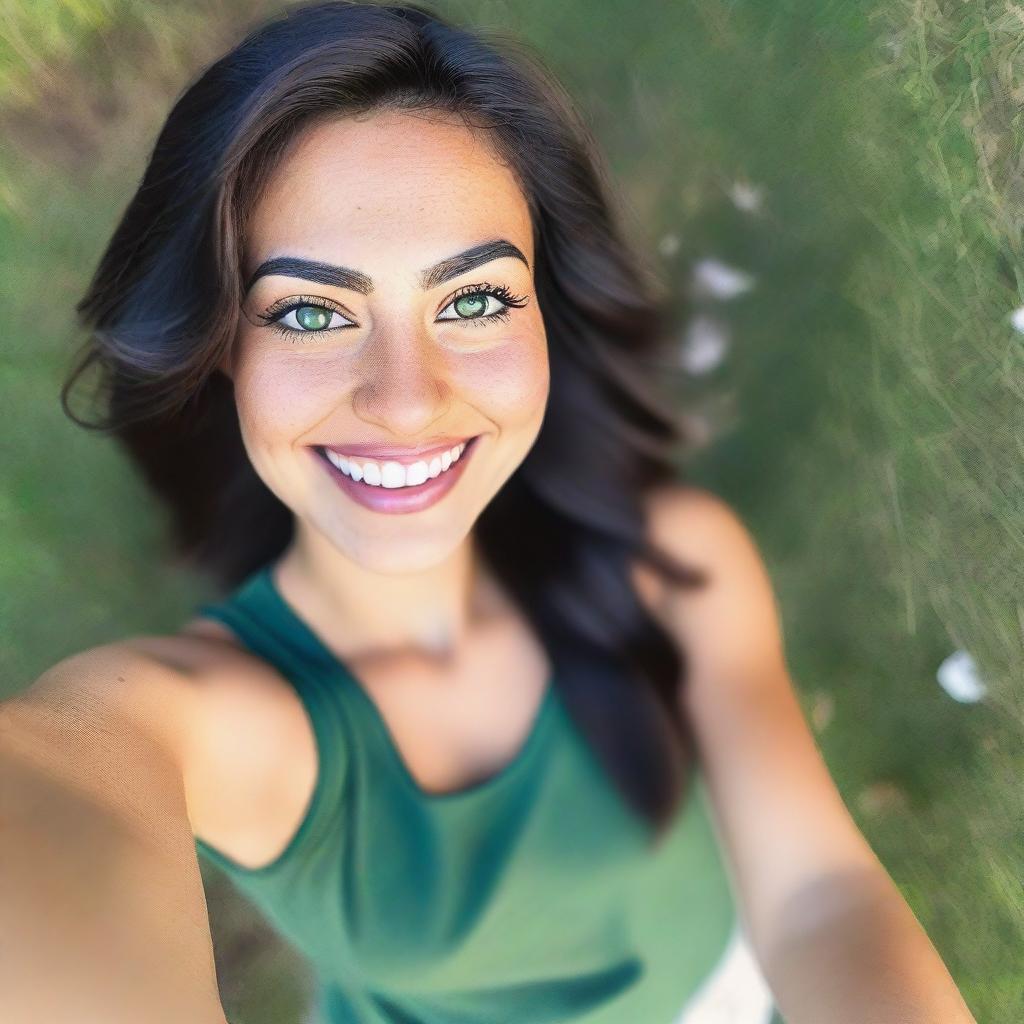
[1,2,976,1023]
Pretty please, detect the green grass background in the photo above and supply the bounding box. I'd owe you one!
[1,1,1020,1021]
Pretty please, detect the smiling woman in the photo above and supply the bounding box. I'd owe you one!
[224,108,552,554]
[11,2,974,1024]
[64,0,705,832]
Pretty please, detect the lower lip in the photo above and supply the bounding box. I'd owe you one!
[313,436,481,514]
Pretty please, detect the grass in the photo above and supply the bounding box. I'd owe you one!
[1,1,1020,1021]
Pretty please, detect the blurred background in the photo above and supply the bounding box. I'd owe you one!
[1,1,1020,1022]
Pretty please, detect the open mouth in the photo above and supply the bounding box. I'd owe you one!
[312,434,482,514]
[315,435,480,490]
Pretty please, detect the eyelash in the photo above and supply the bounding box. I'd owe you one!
[256,282,529,340]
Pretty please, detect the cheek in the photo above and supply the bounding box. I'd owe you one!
[455,332,550,426]
[232,349,345,453]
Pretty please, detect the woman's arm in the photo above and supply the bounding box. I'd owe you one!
[758,861,976,1023]
[0,645,229,1024]
[642,484,977,1024]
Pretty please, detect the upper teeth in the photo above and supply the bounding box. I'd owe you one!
[324,441,468,488]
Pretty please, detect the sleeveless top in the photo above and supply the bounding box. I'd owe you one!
[192,564,783,1024]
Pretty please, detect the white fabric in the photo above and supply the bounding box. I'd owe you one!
[672,921,777,1024]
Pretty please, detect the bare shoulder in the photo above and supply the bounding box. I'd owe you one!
[642,480,773,581]
[9,626,314,864]
[127,621,318,863]
[1,641,213,834]
[6,641,204,761]
[639,480,789,693]
[640,481,757,577]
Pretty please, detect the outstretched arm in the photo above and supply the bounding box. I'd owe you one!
[0,645,230,1024]
[644,484,977,1024]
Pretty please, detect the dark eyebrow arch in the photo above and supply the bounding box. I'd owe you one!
[243,239,529,296]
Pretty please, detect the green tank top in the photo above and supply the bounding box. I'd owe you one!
[193,564,782,1024]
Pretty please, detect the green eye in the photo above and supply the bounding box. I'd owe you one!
[438,289,510,322]
[453,294,489,318]
[266,302,352,334]
[295,305,332,330]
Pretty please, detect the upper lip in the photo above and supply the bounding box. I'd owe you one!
[318,435,477,464]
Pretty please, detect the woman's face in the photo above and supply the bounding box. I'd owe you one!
[230,109,549,574]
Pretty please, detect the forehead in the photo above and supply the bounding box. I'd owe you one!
[244,109,533,275]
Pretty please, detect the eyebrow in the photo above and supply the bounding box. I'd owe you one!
[243,238,530,296]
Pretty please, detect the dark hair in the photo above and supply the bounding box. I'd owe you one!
[65,0,709,837]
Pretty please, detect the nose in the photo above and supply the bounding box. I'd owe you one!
[350,320,453,437]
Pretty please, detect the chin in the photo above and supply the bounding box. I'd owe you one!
[318,514,477,577]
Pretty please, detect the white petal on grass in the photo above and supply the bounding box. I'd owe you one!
[810,690,835,732]
[1010,306,1024,333]
[680,316,730,375]
[729,181,765,213]
[692,258,757,300]
[856,781,909,817]
[936,649,987,703]
[658,232,681,258]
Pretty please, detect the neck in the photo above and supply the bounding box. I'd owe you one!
[272,518,510,665]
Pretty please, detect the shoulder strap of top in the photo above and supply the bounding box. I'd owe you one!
[195,566,343,681]
[191,565,352,879]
